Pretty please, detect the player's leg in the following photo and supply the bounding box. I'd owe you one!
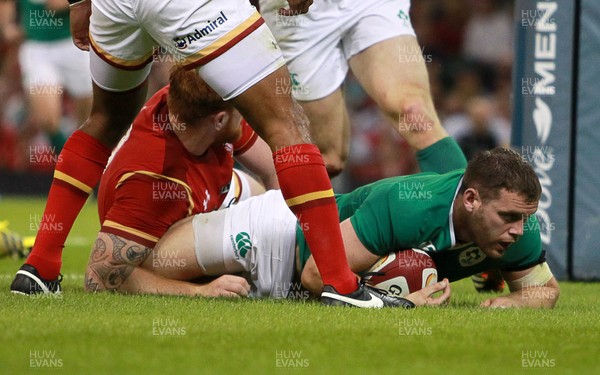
[25,82,65,151]
[147,190,298,298]
[57,38,94,137]
[298,90,351,176]
[301,219,380,294]
[258,0,352,176]
[143,0,377,303]
[18,41,66,152]
[350,36,447,148]
[228,66,359,295]
[140,216,200,280]
[346,0,466,173]
[12,67,150,294]
[10,1,153,294]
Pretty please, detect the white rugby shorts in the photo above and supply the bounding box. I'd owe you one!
[19,39,92,98]
[193,190,297,298]
[89,0,285,98]
[259,0,416,101]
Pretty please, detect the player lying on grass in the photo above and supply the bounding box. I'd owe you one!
[79,66,279,298]
[143,148,559,308]
[82,70,459,307]
[18,0,376,309]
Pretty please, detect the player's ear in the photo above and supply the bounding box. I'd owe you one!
[213,111,229,131]
[463,188,481,212]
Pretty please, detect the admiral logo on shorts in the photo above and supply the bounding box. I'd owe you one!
[173,11,230,50]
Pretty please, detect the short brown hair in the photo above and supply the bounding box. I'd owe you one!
[462,147,542,203]
[167,65,231,126]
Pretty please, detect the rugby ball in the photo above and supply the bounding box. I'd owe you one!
[363,249,437,297]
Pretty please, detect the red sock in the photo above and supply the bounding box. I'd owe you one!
[274,144,357,294]
[26,131,111,279]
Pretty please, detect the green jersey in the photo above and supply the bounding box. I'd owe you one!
[296,170,544,282]
[20,0,71,41]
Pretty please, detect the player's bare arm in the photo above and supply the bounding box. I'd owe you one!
[69,0,91,51]
[301,219,451,307]
[480,263,559,309]
[84,232,250,297]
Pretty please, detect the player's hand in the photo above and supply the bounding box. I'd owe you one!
[278,0,313,16]
[202,275,251,298]
[404,278,451,306]
[70,0,92,51]
[480,296,522,308]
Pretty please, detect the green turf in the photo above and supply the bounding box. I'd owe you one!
[0,196,599,374]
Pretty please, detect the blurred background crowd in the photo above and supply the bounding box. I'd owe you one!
[0,0,515,194]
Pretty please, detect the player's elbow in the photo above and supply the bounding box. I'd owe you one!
[84,264,107,293]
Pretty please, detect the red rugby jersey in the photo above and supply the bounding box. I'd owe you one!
[97,86,257,247]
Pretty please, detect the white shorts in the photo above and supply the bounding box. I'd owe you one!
[193,190,297,298]
[259,0,416,101]
[19,39,92,98]
[89,0,285,98]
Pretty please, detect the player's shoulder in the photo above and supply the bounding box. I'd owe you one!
[387,170,464,203]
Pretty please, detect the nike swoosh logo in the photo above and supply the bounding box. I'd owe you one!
[16,270,50,293]
[322,291,384,308]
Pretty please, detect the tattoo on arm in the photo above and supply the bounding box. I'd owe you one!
[84,269,100,292]
[90,237,108,262]
[85,232,152,292]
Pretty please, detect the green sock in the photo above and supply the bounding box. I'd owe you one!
[416,136,467,173]
[48,130,67,154]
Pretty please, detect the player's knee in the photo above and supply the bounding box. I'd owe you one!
[399,99,434,133]
[322,151,346,177]
[80,111,130,149]
[261,101,312,148]
[378,84,434,131]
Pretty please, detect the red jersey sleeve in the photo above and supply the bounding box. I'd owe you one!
[232,118,259,155]
[101,174,192,248]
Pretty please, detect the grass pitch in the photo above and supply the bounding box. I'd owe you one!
[0,196,598,374]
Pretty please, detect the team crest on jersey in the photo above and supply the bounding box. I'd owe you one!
[173,11,229,50]
[458,246,486,267]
